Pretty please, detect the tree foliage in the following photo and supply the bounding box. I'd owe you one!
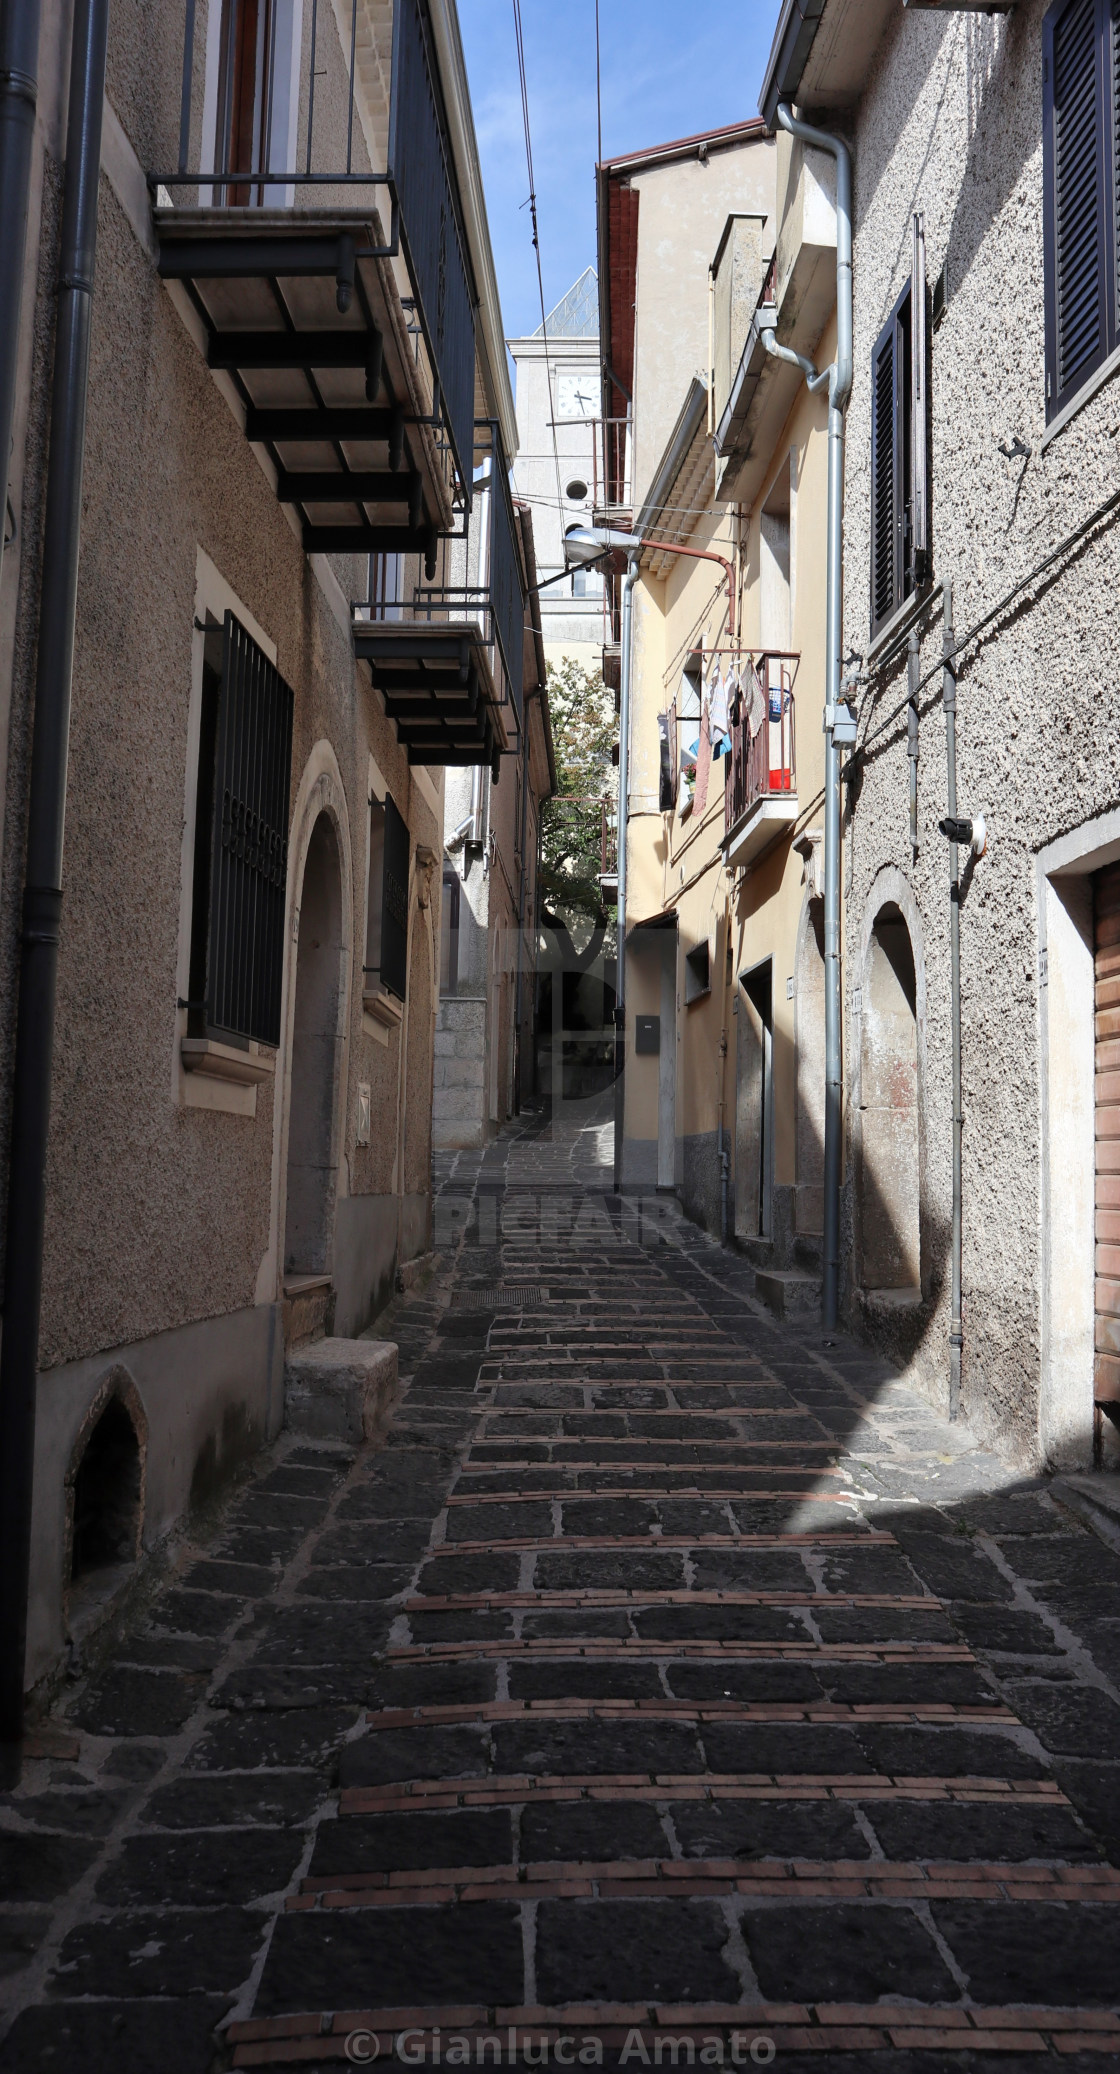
[539,657,616,927]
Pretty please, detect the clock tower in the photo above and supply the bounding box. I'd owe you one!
[507,267,604,676]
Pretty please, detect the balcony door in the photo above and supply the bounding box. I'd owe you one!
[218,0,275,204]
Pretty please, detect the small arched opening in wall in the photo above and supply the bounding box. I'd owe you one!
[859,900,921,1299]
[794,889,826,1243]
[65,1372,147,1628]
[284,808,347,1279]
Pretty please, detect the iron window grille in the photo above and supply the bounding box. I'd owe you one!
[1043,0,1120,423]
[188,611,293,1047]
[366,789,410,1001]
[868,215,930,641]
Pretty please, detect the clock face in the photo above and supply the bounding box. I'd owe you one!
[556,371,598,419]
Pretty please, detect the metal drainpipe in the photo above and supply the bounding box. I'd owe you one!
[513,696,530,1115]
[0,0,42,571]
[776,104,853,1332]
[908,630,920,861]
[942,581,963,1419]
[612,551,639,1194]
[0,0,111,1760]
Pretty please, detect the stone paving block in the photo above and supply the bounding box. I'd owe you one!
[94,1827,304,1906]
[535,1897,742,2003]
[257,1902,524,2011]
[309,1807,513,1875]
[284,1337,399,1446]
[0,1998,230,2074]
[47,1906,265,1996]
[931,1899,1120,2003]
[67,1666,207,1737]
[338,1724,490,1787]
[742,1900,959,2002]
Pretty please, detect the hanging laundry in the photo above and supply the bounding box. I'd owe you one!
[709,666,729,738]
[694,692,713,816]
[725,664,742,729]
[745,660,767,739]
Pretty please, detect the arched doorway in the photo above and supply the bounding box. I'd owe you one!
[795,895,826,1238]
[860,903,920,1292]
[284,811,346,1278]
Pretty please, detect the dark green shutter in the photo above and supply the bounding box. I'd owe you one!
[1044,0,1113,418]
[380,793,410,1001]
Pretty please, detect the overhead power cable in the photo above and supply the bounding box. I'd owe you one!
[512,0,566,533]
[848,480,1120,773]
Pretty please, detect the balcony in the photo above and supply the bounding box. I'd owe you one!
[150,0,476,563]
[714,131,838,510]
[722,655,799,871]
[352,427,526,772]
[592,416,633,524]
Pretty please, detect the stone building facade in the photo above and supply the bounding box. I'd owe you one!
[0,0,518,1699]
[762,0,1120,1468]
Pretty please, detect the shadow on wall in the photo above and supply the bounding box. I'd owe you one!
[736,889,962,1421]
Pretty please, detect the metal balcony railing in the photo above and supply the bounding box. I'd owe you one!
[403,434,526,729]
[155,0,475,494]
[591,417,632,515]
[726,654,798,834]
[600,801,618,880]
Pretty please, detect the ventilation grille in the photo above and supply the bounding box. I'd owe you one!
[451,1286,547,1309]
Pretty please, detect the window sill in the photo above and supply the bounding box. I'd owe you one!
[363,985,403,1028]
[363,985,403,1047]
[181,1036,276,1087]
[1041,341,1120,450]
[867,582,940,667]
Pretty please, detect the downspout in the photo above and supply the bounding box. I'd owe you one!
[775,103,853,1332]
[0,0,42,570]
[613,550,639,1193]
[0,0,111,1760]
[907,629,920,861]
[942,581,963,1420]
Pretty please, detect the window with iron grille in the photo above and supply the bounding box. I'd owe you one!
[365,789,410,1002]
[868,217,930,642]
[188,611,293,1046]
[1043,0,1120,423]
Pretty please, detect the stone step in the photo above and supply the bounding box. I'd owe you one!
[754,1267,822,1320]
[284,1336,399,1446]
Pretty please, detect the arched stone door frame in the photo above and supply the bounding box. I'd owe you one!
[851,866,929,1301]
[262,744,354,1305]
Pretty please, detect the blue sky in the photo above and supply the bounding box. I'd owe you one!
[458,1,784,345]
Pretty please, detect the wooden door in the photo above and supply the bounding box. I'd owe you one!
[1093,861,1120,1457]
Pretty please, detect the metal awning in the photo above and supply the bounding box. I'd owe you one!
[353,619,507,773]
[154,210,458,569]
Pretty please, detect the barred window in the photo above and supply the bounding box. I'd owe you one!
[188,612,293,1046]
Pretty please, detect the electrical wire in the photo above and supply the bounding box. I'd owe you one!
[512,0,566,531]
[847,480,1120,773]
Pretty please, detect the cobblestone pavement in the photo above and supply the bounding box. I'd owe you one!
[4,1109,1120,2071]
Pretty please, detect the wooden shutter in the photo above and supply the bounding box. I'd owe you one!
[202,612,293,1046]
[1044,0,1111,419]
[869,300,904,638]
[1095,862,1120,1443]
[911,212,929,582]
[380,792,410,1002]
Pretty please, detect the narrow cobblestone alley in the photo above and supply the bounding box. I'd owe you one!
[4,1111,1120,2070]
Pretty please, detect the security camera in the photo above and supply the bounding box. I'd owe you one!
[938,813,987,857]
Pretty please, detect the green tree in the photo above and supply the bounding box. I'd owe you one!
[540,657,616,930]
